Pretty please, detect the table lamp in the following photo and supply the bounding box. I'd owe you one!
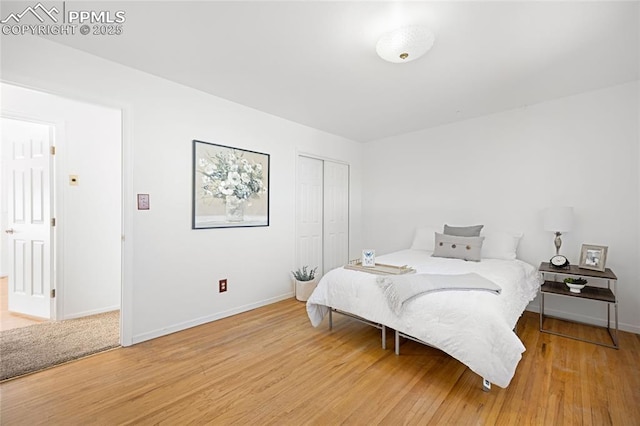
[543,206,574,268]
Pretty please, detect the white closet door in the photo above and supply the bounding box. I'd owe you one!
[296,156,323,275]
[323,161,349,275]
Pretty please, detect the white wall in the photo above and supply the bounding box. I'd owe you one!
[0,36,363,344]
[363,82,640,334]
[1,83,122,319]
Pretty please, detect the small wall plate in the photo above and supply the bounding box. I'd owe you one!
[137,194,150,210]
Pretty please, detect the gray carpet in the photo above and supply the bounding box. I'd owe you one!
[0,311,119,381]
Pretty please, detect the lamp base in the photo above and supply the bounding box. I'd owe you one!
[554,232,563,256]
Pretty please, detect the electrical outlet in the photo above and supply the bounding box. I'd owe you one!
[219,279,227,293]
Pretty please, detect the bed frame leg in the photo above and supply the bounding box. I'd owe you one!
[395,330,400,355]
[382,325,386,349]
[482,378,491,392]
[329,309,333,330]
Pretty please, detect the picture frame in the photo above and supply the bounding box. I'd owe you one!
[192,140,269,229]
[362,249,376,267]
[578,244,608,272]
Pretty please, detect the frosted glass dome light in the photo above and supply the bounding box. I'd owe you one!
[376,26,435,63]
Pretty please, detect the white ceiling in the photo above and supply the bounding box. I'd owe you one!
[46,1,639,142]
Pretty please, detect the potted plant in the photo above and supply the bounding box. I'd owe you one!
[564,277,588,293]
[292,266,318,302]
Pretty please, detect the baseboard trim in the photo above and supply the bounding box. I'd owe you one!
[131,292,295,345]
[63,305,120,320]
[525,303,639,335]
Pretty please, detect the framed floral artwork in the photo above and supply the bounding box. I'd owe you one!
[192,140,269,229]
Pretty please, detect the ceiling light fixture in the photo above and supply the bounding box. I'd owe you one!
[376,26,435,64]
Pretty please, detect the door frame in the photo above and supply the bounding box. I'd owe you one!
[0,81,132,346]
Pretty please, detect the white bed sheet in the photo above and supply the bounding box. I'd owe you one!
[306,249,542,388]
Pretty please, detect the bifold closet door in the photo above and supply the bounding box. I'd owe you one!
[296,156,324,277]
[322,161,349,275]
[295,156,349,277]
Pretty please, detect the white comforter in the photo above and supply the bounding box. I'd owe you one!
[306,249,542,388]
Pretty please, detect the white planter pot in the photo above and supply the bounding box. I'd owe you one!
[295,277,318,302]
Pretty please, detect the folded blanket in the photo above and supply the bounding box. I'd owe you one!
[377,273,502,315]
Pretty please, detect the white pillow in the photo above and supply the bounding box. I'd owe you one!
[482,231,523,260]
[410,227,438,251]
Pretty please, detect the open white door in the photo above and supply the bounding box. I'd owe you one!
[2,117,53,319]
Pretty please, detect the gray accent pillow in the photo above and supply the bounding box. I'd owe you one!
[443,224,484,237]
[433,233,485,262]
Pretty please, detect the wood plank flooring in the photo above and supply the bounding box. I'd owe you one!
[1,298,639,425]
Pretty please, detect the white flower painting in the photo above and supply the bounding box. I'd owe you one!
[193,140,269,228]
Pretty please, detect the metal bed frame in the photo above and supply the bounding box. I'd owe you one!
[328,308,387,350]
[328,306,492,391]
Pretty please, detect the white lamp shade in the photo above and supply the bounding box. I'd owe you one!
[376,26,435,63]
[543,207,574,232]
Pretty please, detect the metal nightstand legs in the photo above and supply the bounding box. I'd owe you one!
[539,283,619,349]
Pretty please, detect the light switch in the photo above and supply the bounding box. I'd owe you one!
[69,175,79,186]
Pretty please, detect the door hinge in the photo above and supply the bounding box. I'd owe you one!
[50,289,56,298]
[50,146,56,155]
[51,218,56,226]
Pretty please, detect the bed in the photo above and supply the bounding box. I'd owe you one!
[306,231,541,389]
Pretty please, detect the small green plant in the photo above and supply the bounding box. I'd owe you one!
[292,266,318,282]
[564,277,587,285]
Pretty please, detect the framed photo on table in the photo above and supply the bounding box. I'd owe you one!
[578,244,608,272]
[362,249,376,267]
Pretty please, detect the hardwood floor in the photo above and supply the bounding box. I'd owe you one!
[0,276,46,331]
[1,299,639,425]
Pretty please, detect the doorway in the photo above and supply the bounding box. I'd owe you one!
[0,83,121,343]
